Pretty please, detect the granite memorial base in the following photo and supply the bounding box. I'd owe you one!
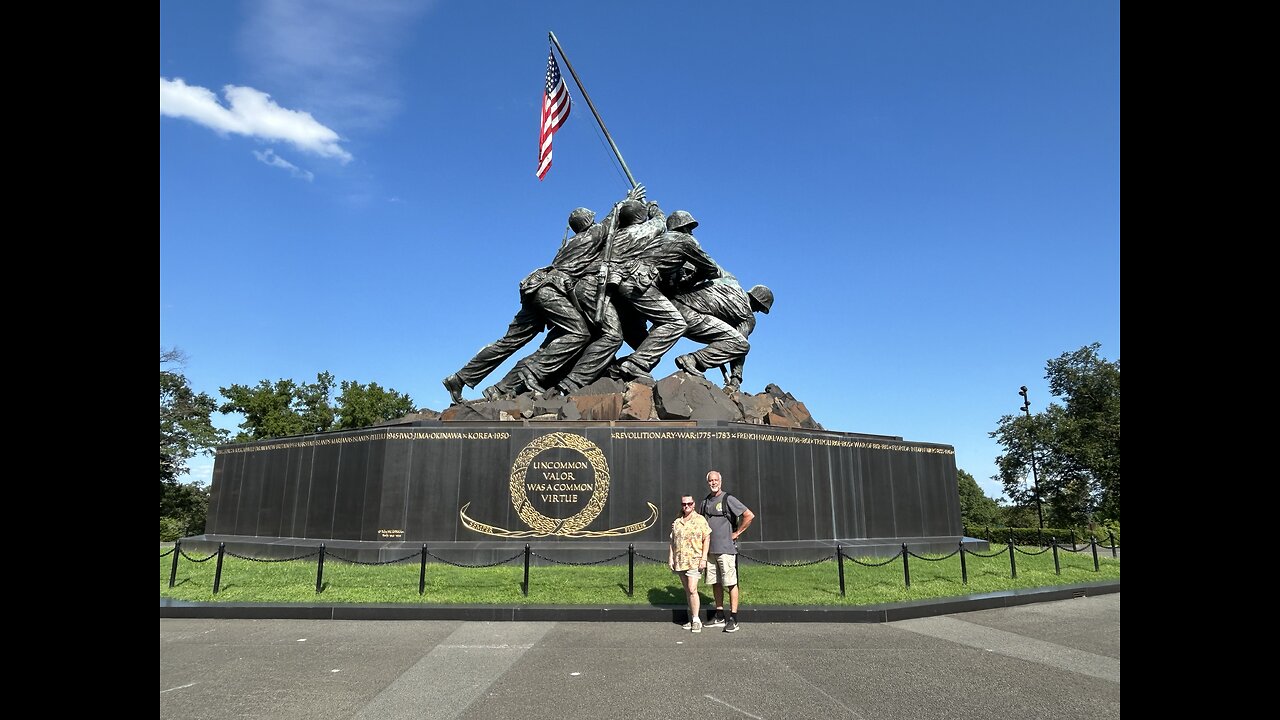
[185,419,981,565]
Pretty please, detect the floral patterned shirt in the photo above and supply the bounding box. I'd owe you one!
[669,513,712,571]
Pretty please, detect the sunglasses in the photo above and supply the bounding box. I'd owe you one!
[681,501,695,506]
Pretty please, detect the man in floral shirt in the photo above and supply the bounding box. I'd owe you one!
[668,494,711,633]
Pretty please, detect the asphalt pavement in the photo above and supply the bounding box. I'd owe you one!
[161,592,1119,720]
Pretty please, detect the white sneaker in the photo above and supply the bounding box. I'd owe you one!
[681,621,693,630]
[691,621,702,633]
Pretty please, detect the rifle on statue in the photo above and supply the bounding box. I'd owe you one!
[594,200,623,325]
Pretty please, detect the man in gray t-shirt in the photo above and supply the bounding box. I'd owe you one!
[698,470,755,633]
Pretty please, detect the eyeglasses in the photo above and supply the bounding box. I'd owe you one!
[681,501,695,506]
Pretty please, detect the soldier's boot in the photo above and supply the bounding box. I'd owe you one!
[675,354,704,378]
[442,373,465,405]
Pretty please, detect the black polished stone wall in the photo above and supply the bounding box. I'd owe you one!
[207,420,960,544]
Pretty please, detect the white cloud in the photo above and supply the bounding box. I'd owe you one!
[239,0,431,131]
[253,148,314,181]
[160,77,352,163]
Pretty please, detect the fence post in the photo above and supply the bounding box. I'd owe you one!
[837,544,846,597]
[1070,529,1077,551]
[901,543,911,588]
[168,539,181,588]
[316,544,326,593]
[522,544,531,596]
[1036,527,1043,547]
[985,525,991,541]
[1091,534,1100,571]
[419,544,428,595]
[1108,530,1117,558]
[212,542,226,594]
[627,543,635,597]
[1008,537,1017,579]
[959,541,968,585]
[1051,537,1060,575]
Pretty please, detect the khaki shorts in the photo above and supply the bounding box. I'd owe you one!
[674,567,700,578]
[704,554,738,586]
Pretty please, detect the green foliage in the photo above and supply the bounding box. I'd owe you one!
[991,343,1120,526]
[335,380,416,430]
[160,479,209,538]
[219,372,337,441]
[160,517,184,542]
[160,348,227,482]
[998,504,1039,529]
[963,525,1114,546]
[160,348,225,539]
[219,372,416,442]
[956,469,1001,526]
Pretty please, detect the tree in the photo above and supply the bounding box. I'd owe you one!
[160,347,226,538]
[335,380,416,430]
[956,469,1001,526]
[160,348,227,482]
[161,480,209,539]
[219,372,337,442]
[990,343,1120,526]
[219,372,416,441]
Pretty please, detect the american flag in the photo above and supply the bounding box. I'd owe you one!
[537,47,571,180]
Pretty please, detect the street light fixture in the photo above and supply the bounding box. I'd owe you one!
[1019,386,1045,530]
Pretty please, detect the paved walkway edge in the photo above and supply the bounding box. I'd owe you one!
[161,580,1118,622]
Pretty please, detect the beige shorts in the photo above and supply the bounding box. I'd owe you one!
[704,554,738,586]
[674,567,701,578]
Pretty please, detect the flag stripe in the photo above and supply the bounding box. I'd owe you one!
[537,47,571,180]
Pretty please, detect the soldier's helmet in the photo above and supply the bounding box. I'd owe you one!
[748,285,774,314]
[617,200,649,228]
[568,208,595,233]
[666,210,699,233]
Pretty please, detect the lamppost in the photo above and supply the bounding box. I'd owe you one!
[1019,386,1045,530]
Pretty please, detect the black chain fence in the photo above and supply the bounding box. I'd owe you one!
[161,533,1119,600]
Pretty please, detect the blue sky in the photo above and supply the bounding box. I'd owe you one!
[160,1,1120,502]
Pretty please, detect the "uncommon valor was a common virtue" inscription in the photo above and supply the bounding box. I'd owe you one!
[528,459,593,502]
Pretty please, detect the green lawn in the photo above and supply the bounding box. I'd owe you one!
[160,544,1119,606]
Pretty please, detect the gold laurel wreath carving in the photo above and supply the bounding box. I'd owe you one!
[460,502,658,538]
[507,432,610,534]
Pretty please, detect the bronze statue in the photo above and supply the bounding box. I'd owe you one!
[671,278,773,394]
[445,188,771,402]
[441,189,641,404]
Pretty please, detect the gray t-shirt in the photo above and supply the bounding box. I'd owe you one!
[700,491,748,555]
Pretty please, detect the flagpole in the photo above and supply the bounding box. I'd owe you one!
[548,31,638,189]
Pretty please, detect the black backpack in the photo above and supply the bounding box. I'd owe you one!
[700,492,739,531]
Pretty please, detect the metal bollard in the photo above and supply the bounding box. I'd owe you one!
[1108,530,1117,558]
[902,543,911,588]
[169,539,181,588]
[1091,535,1100,571]
[627,544,635,597]
[1070,529,1077,551]
[316,544,326,594]
[213,542,226,594]
[837,545,846,597]
[522,544,531,596]
[419,544,428,595]
[959,542,968,585]
[1052,537,1060,575]
[1008,537,1017,579]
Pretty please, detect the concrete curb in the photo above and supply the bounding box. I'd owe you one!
[160,579,1118,622]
